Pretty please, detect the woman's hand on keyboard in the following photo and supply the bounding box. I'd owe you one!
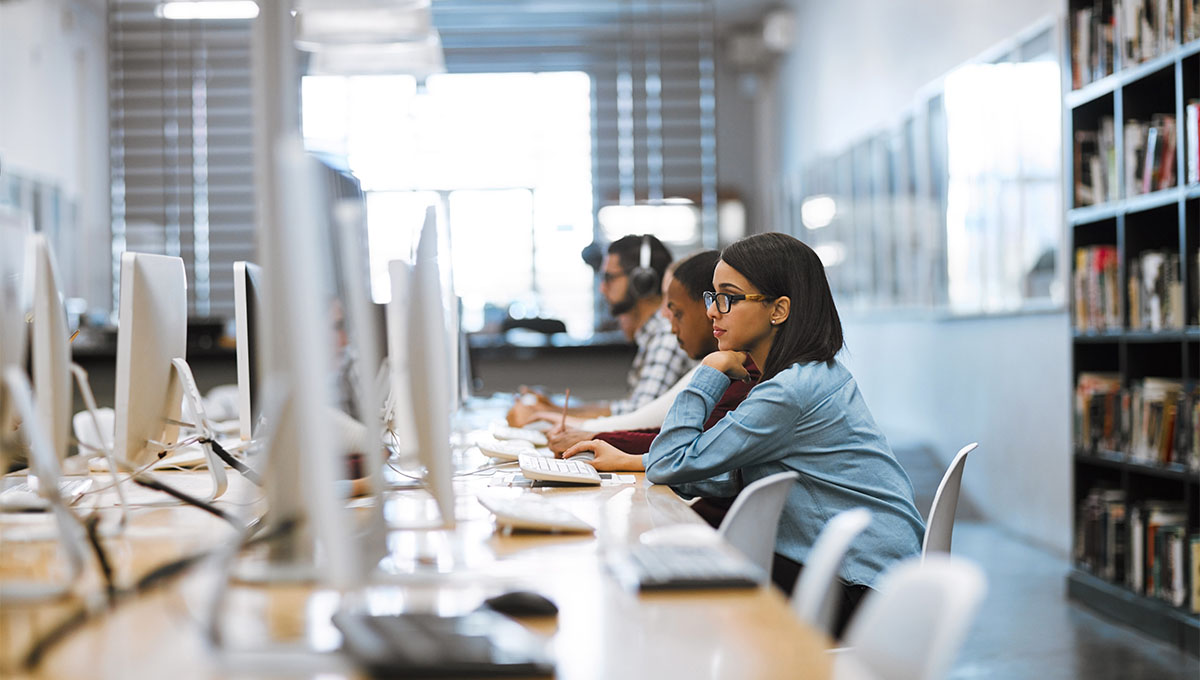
[562,440,646,472]
[547,426,594,455]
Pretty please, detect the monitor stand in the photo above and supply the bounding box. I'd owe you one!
[70,363,130,529]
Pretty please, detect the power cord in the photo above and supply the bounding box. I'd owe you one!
[20,514,292,671]
[130,474,240,526]
[200,438,262,486]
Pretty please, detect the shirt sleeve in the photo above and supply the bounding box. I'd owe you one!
[644,365,799,486]
[582,365,696,430]
[608,329,693,415]
[595,429,658,455]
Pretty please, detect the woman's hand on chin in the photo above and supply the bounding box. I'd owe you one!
[701,350,750,381]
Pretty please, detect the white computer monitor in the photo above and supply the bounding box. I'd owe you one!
[30,234,72,462]
[0,216,30,453]
[248,137,366,587]
[233,260,263,442]
[112,252,187,467]
[390,205,456,528]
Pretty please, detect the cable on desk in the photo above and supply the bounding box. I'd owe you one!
[200,438,262,486]
[83,512,117,604]
[130,475,241,527]
[20,514,293,671]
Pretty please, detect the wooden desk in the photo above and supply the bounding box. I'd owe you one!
[1,459,831,679]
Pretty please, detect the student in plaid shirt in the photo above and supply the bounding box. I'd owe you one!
[509,234,694,423]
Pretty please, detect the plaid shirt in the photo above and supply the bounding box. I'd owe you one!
[609,313,694,415]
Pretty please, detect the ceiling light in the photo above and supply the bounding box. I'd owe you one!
[801,194,837,230]
[156,1,259,20]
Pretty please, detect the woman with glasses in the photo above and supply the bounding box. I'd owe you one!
[564,232,924,638]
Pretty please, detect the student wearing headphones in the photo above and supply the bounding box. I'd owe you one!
[510,234,694,422]
[565,232,924,637]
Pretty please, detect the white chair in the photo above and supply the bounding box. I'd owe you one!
[717,471,799,580]
[790,508,872,637]
[834,555,987,680]
[922,442,978,561]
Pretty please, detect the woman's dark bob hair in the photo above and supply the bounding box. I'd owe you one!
[670,249,720,302]
[719,232,843,380]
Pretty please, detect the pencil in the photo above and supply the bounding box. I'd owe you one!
[69,329,80,344]
[560,388,570,429]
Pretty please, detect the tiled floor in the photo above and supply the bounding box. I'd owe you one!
[892,444,1199,679]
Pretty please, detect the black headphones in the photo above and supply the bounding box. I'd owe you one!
[627,235,661,299]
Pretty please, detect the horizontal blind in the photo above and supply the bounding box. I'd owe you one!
[109,0,255,320]
[432,0,717,244]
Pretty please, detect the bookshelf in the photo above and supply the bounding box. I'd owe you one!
[1067,0,1200,655]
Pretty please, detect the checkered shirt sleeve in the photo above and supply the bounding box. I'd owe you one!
[609,315,694,415]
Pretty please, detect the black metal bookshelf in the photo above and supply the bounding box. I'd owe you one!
[1066,0,1200,655]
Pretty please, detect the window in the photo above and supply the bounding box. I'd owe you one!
[301,71,596,336]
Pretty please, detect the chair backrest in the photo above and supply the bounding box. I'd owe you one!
[837,555,987,680]
[717,471,800,579]
[921,443,978,560]
[790,508,871,636]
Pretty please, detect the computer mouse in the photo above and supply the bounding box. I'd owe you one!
[565,450,596,463]
[482,590,559,617]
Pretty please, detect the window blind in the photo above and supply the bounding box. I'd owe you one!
[109,0,255,319]
[432,0,718,245]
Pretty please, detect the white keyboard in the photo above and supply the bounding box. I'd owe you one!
[477,495,594,533]
[491,425,549,447]
[0,478,93,510]
[477,438,535,461]
[517,454,601,486]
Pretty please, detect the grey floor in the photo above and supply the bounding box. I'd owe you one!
[893,444,1199,680]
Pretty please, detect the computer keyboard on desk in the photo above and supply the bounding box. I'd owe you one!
[517,454,601,485]
[332,609,554,677]
[477,495,594,533]
[0,478,93,510]
[608,543,764,591]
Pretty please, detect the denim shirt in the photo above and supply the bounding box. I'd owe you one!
[642,361,925,588]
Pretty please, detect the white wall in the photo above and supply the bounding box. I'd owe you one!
[769,0,1073,554]
[840,314,1072,554]
[0,0,109,311]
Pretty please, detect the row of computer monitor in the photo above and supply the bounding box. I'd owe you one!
[1,146,461,586]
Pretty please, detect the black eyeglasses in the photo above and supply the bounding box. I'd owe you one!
[601,271,627,284]
[703,291,774,314]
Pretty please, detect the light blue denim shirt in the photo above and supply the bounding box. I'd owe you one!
[642,361,925,588]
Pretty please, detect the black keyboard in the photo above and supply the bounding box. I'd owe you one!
[608,544,764,591]
[332,609,554,677]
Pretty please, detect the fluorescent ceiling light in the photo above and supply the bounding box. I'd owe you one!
[304,33,445,78]
[295,3,432,48]
[801,194,836,230]
[156,1,259,20]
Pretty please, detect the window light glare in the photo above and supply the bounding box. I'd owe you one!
[800,194,836,230]
[813,242,846,267]
[156,1,259,20]
[598,204,699,242]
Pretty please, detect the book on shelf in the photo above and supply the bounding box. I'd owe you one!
[1074,118,1118,207]
[1089,494,1197,611]
[1186,101,1199,185]
[1129,249,1185,331]
[1076,371,1124,452]
[1127,378,1199,467]
[1074,2,1117,89]
[1118,0,1180,65]
[1191,534,1200,614]
[1187,0,1200,41]
[1073,245,1119,330]
[1125,115,1178,198]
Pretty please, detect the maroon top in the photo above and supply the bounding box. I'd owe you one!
[595,359,760,455]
